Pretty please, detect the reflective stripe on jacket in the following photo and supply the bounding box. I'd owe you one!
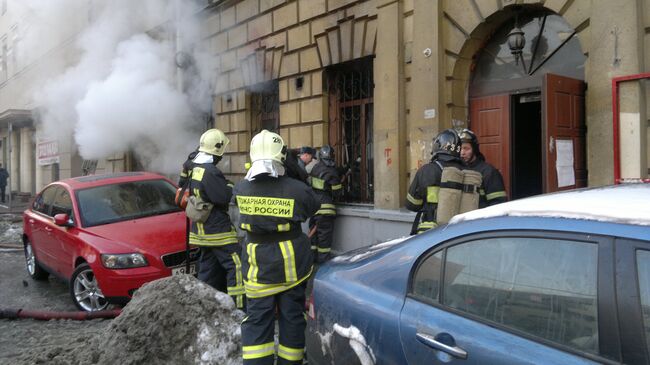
[233,175,319,298]
[188,163,237,246]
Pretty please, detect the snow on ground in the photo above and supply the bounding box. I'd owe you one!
[450,184,650,226]
[11,275,245,365]
[0,214,23,245]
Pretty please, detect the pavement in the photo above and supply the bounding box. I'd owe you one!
[0,196,31,215]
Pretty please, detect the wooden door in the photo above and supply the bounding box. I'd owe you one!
[542,74,586,192]
[469,94,511,197]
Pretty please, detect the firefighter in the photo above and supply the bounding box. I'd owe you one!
[178,148,198,187]
[406,129,465,234]
[233,129,319,365]
[297,146,317,174]
[178,146,227,292]
[459,128,507,207]
[188,129,244,309]
[284,147,309,184]
[308,145,342,263]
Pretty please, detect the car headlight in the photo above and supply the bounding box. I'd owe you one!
[101,253,148,269]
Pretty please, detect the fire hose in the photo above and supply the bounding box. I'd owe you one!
[0,308,121,320]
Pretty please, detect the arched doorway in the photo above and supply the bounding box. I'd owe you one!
[469,7,587,200]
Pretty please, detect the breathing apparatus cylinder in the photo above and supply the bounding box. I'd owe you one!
[436,167,464,225]
[459,170,482,214]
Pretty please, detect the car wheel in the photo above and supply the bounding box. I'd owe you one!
[70,263,109,312]
[24,240,49,281]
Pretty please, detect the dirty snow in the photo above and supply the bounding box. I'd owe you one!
[10,275,245,364]
[331,236,411,263]
[0,214,23,245]
[450,184,650,226]
[332,323,376,365]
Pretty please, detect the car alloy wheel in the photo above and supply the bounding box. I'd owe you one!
[25,244,35,274]
[71,263,108,312]
[24,240,48,280]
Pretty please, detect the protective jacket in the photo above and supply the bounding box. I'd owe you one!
[309,161,342,216]
[406,155,464,233]
[466,158,507,208]
[178,151,198,187]
[233,175,319,299]
[188,163,238,246]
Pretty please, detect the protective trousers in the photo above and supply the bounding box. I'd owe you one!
[197,245,245,309]
[241,283,307,365]
[309,215,334,263]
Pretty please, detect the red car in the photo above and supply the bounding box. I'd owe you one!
[22,172,197,311]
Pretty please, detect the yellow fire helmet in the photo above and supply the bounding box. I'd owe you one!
[249,129,287,163]
[198,128,230,156]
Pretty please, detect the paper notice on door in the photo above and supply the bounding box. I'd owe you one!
[556,139,575,187]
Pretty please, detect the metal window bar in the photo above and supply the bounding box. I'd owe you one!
[251,81,279,133]
[328,58,374,203]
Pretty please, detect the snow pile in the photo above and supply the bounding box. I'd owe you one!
[14,275,244,365]
[0,214,23,245]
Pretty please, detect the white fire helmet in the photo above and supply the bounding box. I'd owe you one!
[249,129,287,163]
[198,129,230,156]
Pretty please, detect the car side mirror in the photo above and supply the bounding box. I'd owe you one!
[54,213,73,227]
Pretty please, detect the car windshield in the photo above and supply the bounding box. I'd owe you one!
[77,179,181,227]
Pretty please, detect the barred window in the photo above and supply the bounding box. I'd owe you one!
[326,57,374,203]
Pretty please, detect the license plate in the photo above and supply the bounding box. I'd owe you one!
[172,263,197,276]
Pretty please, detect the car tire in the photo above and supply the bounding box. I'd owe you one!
[24,239,49,281]
[70,263,109,312]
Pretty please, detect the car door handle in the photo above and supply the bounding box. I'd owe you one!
[45,227,53,233]
[29,219,35,225]
[416,332,468,360]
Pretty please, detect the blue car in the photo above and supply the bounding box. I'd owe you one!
[306,184,650,364]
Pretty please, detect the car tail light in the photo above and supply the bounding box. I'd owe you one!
[307,293,315,320]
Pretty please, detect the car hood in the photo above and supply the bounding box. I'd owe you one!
[82,212,186,254]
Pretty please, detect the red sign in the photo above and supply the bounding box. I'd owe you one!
[37,139,60,165]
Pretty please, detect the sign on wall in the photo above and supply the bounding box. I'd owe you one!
[37,139,60,166]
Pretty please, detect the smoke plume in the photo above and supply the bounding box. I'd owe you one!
[15,0,215,173]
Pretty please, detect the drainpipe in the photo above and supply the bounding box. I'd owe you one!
[7,122,11,207]
[611,72,650,184]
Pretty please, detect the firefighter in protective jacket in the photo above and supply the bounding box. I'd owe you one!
[406,129,465,233]
[233,129,319,365]
[459,128,507,207]
[308,145,342,263]
[178,148,198,187]
[188,129,244,309]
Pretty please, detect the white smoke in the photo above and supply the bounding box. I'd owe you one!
[16,0,215,173]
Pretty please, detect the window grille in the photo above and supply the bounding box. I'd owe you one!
[326,57,374,203]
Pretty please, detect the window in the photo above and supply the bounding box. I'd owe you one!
[33,186,59,216]
[251,81,279,134]
[51,188,73,218]
[636,250,650,355]
[443,237,598,353]
[326,57,374,203]
[412,251,443,301]
[77,180,180,227]
[412,236,599,355]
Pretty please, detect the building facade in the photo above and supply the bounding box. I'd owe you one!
[1,0,648,252]
[0,1,147,200]
[203,0,650,251]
